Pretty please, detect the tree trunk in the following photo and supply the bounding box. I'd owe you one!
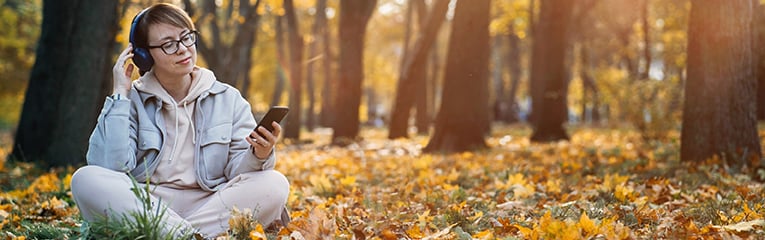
[235,0,259,99]
[506,25,522,123]
[413,0,431,135]
[11,0,119,166]
[681,0,761,168]
[272,16,287,106]
[332,0,377,144]
[492,35,506,122]
[580,44,599,124]
[306,0,328,131]
[318,0,335,127]
[187,0,262,89]
[283,0,304,140]
[388,0,449,139]
[400,0,415,71]
[757,4,765,120]
[424,0,491,153]
[529,0,574,142]
[640,0,652,80]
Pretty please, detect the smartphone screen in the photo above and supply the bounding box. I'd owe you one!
[255,106,289,138]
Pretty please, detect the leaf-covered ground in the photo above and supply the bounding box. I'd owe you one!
[0,125,764,239]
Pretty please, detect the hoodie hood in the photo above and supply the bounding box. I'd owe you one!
[135,66,216,105]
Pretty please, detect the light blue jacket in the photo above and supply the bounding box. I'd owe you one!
[86,72,275,191]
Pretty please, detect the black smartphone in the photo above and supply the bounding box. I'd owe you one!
[255,106,289,138]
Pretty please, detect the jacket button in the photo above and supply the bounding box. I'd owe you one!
[142,142,147,146]
[221,136,227,140]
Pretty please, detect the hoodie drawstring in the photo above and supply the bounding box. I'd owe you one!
[168,100,196,163]
[184,101,196,145]
[168,103,179,163]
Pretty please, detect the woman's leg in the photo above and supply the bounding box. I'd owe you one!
[70,165,194,235]
[185,170,290,237]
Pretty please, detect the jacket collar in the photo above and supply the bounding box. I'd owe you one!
[134,67,226,105]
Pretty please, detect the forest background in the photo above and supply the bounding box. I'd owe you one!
[0,0,765,239]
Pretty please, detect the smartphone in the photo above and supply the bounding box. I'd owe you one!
[255,106,289,138]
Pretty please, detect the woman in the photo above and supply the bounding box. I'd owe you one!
[70,3,289,238]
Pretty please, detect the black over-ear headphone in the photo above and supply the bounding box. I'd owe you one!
[129,8,153,75]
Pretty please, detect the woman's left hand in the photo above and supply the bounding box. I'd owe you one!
[246,122,282,159]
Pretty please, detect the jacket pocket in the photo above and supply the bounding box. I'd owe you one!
[200,123,232,180]
[137,129,162,151]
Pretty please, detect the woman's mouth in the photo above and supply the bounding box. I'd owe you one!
[177,57,192,65]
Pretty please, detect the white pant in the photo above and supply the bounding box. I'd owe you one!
[71,165,289,238]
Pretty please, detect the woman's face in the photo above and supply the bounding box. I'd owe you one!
[147,23,197,78]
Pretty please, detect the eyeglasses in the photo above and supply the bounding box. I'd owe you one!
[148,31,198,55]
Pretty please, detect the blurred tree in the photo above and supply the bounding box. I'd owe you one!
[640,0,652,80]
[318,0,336,128]
[332,0,377,145]
[412,0,431,135]
[305,0,329,131]
[0,0,40,128]
[388,0,449,139]
[272,16,287,107]
[528,0,574,142]
[757,3,765,120]
[283,0,304,140]
[681,0,761,167]
[181,0,262,97]
[11,0,120,166]
[424,0,491,153]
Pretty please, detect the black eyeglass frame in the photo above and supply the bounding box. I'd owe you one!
[147,30,198,55]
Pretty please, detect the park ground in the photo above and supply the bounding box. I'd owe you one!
[0,124,763,239]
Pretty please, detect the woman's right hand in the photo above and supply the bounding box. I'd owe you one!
[112,44,135,96]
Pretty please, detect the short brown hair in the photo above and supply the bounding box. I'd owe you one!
[133,3,195,48]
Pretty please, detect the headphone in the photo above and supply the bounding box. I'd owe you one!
[129,8,153,75]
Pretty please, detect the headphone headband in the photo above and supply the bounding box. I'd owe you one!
[129,8,153,75]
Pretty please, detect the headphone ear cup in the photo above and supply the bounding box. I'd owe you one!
[132,47,154,72]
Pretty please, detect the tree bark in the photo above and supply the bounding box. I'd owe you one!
[12,0,120,166]
[184,0,262,90]
[332,0,377,144]
[492,34,507,122]
[640,0,652,80]
[283,0,304,140]
[756,4,765,120]
[579,44,599,124]
[424,0,491,153]
[318,0,335,127]
[681,0,761,168]
[529,0,574,142]
[506,26,522,123]
[272,16,287,107]
[305,0,328,131]
[388,0,449,139]
[413,0,431,135]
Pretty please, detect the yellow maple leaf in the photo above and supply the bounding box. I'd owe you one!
[417,210,433,226]
[468,211,484,222]
[472,229,494,239]
[308,174,332,192]
[405,226,425,238]
[545,179,562,194]
[249,224,266,240]
[513,224,536,240]
[506,173,534,199]
[601,173,629,191]
[339,175,356,187]
[614,184,635,202]
[578,212,598,238]
[28,172,61,193]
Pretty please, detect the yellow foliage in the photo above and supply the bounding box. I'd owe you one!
[578,212,598,238]
[249,224,266,240]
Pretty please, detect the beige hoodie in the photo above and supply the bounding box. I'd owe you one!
[134,67,215,189]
